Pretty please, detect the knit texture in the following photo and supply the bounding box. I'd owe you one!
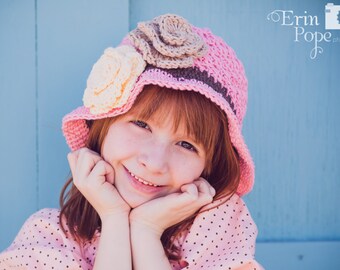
[62,14,254,196]
[83,46,146,114]
[129,14,207,68]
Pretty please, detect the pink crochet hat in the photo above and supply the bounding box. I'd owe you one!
[62,14,254,196]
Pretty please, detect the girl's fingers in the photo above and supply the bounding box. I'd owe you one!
[179,179,215,205]
[187,178,214,205]
[66,148,130,217]
[180,183,198,198]
[104,162,115,185]
[132,179,215,231]
[195,178,211,194]
[209,186,216,197]
[75,148,102,181]
[67,148,88,176]
[88,159,115,186]
[67,152,77,177]
[195,177,216,197]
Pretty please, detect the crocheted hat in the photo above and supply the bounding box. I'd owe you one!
[62,14,254,196]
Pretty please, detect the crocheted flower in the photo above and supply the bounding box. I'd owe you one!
[83,46,146,114]
[128,14,207,69]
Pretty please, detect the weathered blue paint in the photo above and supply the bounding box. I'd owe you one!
[257,241,340,269]
[0,0,339,268]
[0,0,37,250]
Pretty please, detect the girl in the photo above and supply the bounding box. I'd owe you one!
[0,14,263,269]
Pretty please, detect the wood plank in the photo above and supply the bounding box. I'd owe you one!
[37,0,130,208]
[0,0,37,251]
[1,0,339,259]
[256,241,340,269]
[130,0,340,242]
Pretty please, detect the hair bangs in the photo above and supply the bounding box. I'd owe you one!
[128,85,225,174]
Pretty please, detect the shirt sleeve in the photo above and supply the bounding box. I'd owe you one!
[176,195,264,270]
[0,208,96,270]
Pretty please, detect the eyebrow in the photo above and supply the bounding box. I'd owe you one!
[128,111,205,146]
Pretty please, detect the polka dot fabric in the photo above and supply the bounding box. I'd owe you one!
[0,195,262,270]
[0,209,99,270]
[171,194,263,270]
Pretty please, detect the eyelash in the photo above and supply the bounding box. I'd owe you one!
[131,120,198,153]
[131,120,150,130]
[177,141,198,152]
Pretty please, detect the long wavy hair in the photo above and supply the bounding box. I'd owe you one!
[59,85,240,260]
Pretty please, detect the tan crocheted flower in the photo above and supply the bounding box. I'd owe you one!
[83,46,146,115]
[129,14,207,69]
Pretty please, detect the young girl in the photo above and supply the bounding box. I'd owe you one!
[0,14,263,269]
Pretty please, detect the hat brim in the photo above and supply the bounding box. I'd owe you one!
[62,68,254,196]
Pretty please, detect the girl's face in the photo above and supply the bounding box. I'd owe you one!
[101,112,206,208]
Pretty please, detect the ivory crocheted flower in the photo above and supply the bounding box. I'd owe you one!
[128,14,207,69]
[83,45,146,114]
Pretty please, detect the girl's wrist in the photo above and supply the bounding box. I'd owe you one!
[100,210,130,225]
[130,217,164,238]
[130,218,172,270]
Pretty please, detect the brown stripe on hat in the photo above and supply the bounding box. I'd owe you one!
[145,65,236,115]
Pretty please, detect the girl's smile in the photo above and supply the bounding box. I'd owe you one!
[124,166,167,193]
[126,167,161,187]
[101,113,206,208]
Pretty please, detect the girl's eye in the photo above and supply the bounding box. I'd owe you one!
[131,120,150,130]
[178,141,197,152]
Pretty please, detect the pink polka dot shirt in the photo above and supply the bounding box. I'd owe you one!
[0,194,263,269]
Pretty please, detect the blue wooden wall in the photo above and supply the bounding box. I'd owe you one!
[1,1,339,269]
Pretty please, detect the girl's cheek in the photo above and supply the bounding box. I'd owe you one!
[170,154,205,186]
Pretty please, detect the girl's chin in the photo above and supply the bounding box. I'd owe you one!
[126,199,149,209]
[121,192,168,209]
[121,194,153,209]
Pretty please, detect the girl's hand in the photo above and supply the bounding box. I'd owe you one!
[129,178,215,236]
[67,147,131,220]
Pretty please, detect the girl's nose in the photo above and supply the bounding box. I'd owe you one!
[137,143,169,174]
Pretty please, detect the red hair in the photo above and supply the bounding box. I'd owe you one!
[60,85,240,260]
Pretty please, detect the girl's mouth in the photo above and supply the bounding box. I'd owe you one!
[124,167,165,193]
[129,171,160,187]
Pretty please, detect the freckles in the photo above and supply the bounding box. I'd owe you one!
[181,158,205,180]
[115,134,142,157]
[120,137,140,153]
[173,159,198,182]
